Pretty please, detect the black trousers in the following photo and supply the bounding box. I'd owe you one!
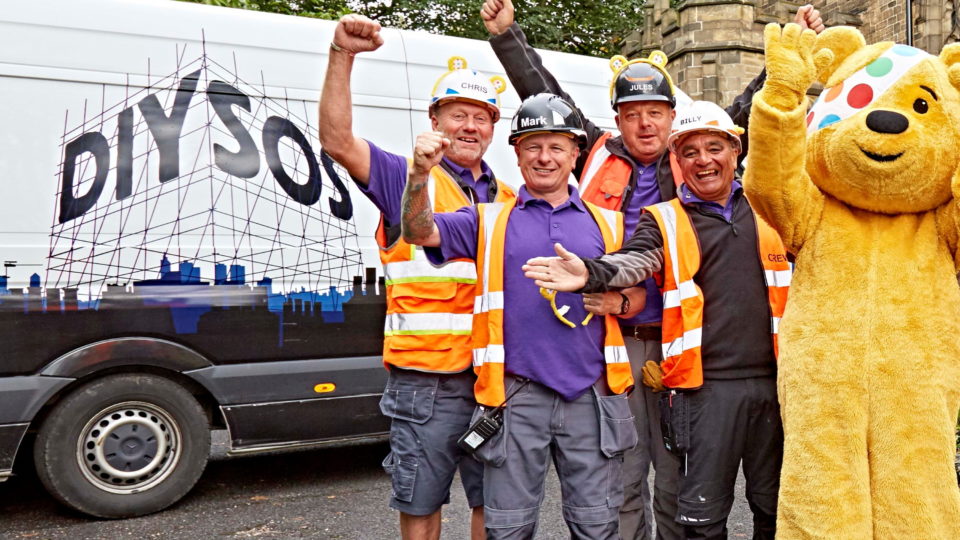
[676,377,783,540]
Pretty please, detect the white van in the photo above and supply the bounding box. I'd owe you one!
[0,0,616,518]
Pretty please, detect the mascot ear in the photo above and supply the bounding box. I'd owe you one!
[940,43,960,91]
[813,26,866,85]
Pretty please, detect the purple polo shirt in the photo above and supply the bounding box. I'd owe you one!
[679,180,743,221]
[426,185,607,401]
[620,162,665,326]
[356,140,496,226]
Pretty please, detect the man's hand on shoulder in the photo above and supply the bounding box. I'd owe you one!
[481,0,514,36]
[333,14,384,55]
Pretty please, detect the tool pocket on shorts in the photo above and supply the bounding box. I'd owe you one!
[379,373,438,424]
[469,405,508,467]
[658,390,690,456]
[594,390,638,458]
[381,451,418,503]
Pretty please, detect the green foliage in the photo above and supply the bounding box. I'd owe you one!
[180,0,350,20]
[180,0,645,58]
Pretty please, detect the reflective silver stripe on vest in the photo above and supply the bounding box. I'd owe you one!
[663,280,699,309]
[580,143,613,196]
[663,327,702,358]
[384,259,477,285]
[604,344,629,365]
[384,312,474,336]
[474,290,504,314]
[593,205,621,247]
[771,316,780,334]
[763,269,792,288]
[473,343,505,367]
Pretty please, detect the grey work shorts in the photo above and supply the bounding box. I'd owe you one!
[379,366,484,516]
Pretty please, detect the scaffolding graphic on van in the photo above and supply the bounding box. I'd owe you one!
[47,48,363,307]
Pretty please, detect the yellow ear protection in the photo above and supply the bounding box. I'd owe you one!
[540,287,594,328]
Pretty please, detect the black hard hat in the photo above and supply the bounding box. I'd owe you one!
[609,51,676,111]
[508,93,587,148]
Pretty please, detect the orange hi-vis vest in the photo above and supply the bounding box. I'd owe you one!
[377,163,515,373]
[579,132,685,211]
[646,198,790,390]
[471,197,634,407]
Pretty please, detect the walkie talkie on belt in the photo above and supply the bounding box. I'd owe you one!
[458,378,529,454]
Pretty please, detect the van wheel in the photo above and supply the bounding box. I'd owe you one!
[33,373,210,518]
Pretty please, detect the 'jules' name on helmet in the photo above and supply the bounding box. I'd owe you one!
[460,82,489,94]
[629,83,654,93]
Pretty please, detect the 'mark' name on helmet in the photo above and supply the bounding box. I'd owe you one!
[520,115,547,128]
[629,83,654,92]
[461,82,489,94]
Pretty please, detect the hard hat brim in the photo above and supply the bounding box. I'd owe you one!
[614,94,675,111]
[429,97,501,122]
[668,127,743,153]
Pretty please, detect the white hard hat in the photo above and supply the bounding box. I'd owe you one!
[430,56,507,122]
[667,100,744,153]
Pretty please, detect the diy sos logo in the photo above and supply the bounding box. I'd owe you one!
[58,68,352,224]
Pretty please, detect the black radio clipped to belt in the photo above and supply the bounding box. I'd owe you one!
[457,378,529,454]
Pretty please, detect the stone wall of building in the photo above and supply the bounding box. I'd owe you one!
[631,0,959,107]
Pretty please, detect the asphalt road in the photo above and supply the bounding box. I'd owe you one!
[0,431,752,539]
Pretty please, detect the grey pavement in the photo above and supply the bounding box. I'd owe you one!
[0,431,753,539]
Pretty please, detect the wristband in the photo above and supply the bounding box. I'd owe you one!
[330,41,355,57]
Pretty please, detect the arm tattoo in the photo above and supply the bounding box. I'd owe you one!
[401,177,435,244]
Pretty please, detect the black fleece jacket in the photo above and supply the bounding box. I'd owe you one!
[581,187,776,380]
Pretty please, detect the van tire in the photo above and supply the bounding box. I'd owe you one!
[33,373,210,518]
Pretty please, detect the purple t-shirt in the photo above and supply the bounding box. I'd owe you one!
[426,185,607,401]
[620,162,665,326]
[679,180,743,222]
[356,140,495,226]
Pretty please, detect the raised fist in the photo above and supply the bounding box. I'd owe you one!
[411,131,450,177]
[480,0,515,36]
[333,14,384,55]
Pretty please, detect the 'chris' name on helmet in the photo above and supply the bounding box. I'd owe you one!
[461,82,489,94]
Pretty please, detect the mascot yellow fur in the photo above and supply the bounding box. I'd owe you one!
[744,24,960,538]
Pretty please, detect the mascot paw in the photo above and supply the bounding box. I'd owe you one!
[762,22,817,110]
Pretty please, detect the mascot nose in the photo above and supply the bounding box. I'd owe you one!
[865,110,908,134]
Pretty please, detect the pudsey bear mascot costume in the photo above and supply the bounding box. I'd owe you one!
[744,23,960,539]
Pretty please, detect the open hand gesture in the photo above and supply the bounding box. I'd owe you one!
[522,243,589,292]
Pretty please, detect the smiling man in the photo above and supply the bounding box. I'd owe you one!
[521,102,791,540]
[318,14,516,540]
[401,93,637,539]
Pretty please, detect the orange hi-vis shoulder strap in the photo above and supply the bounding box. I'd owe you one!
[472,199,515,406]
[754,214,790,357]
[579,132,633,211]
[647,199,705,390]
[583,202,633,396]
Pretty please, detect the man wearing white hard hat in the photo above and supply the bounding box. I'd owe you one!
[521,102,790,540]
[319,14,515,540]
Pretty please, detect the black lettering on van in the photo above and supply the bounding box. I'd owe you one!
[207,80,260,179]
[321,150,353,220]
[262,115,321,206]
[137,68,201,183]
[116,106,134,200]
[59,132,110,223]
